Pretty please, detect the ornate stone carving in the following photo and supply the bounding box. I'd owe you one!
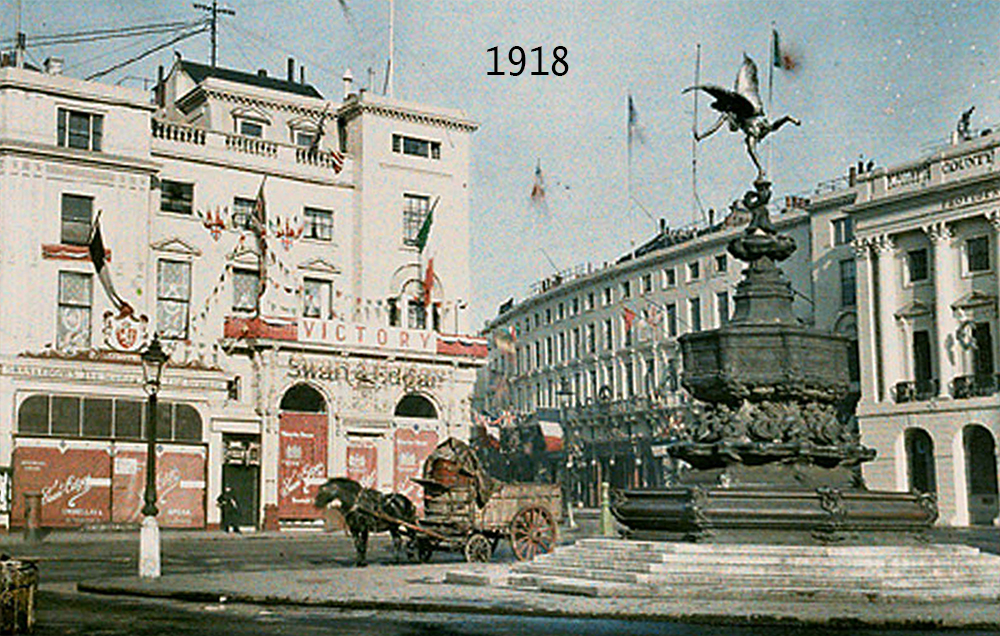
[924,222,953,243]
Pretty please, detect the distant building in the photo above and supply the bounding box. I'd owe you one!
[0,53,484,530]
[480,210,813,505]
[839,131,1000,526]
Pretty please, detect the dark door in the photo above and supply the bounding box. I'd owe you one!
[964,425,999,525]
[913,330,932,383]
[222,434,260,528]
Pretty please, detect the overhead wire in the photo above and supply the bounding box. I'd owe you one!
[0,20,205,47]
[86,23,209,81]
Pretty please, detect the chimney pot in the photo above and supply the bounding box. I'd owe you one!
[44,57,64,76]
[258,69,267,77]
[287,57,294,82]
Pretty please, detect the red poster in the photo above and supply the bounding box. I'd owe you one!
[346,441,378,489]
[110,445,206,528]
[12,440,111,527]
[278,413,328,520]
[393,428,438,512]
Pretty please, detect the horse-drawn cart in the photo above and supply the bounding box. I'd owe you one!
[410,438,562,563]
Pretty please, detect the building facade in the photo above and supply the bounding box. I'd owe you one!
[480,210,813,505]
[0,55,484,530]
[840,130,1000,526]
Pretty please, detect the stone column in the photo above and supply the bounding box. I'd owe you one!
[927,222,956,396]
[854,238,880,405]
[875,235,903,401]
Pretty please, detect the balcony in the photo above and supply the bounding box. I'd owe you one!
[151,118,347,178]
[950,374,1000,400]
[891,379,939,403]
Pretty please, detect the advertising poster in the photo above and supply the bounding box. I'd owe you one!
[12,440,112,527]
[110,445,206,527]
[278,413,328,520]
[345,440,378,489]
[393,427,438,512]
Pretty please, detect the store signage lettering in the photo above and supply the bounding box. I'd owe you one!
[288,354,444,390]
[941,149,994,175]
[298,318,436,353]
[942,185,1000,210]
[886,164,931,190]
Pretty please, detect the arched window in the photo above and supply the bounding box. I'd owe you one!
[964,424,999,525]
[904,428,936,494]
[394,394,437,419]
[280,383,327,413]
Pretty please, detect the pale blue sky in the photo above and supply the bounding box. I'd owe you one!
[3,0,998,329]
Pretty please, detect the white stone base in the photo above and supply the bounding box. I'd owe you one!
[139,516,161,578]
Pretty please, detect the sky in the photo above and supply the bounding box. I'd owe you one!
[2,0,998,331]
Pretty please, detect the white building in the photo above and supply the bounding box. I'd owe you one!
[841,128,1000,526]
[480,209,813,504]
[0,54,485,530]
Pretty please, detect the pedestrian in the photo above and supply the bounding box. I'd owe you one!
[216,487,241,534]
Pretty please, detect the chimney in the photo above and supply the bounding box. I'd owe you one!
[848,165,857,187]
[343,68,354,99]
[257,69,268,78]
[156,64,165,106]
[659,218,666,233]
[44,57,64,76]
[287,57,294,82]
[299,66,305,84]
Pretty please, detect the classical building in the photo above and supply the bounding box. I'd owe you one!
[834,128,1000,526]
[0,53,484,530]
[480,210,813,505]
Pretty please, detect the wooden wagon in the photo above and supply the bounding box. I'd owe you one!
[407,438,562,563]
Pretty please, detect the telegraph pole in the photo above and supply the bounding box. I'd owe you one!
[193,0,235,67]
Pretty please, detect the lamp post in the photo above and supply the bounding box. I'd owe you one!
[556,379,576,530]
[139,334,168,578]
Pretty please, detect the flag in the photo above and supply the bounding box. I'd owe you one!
[627,94,644,147]
[88,212,133,317]
[252,176,267,314]
[308,106,345,174]
[772,29,798,71]
[422,257,434,306]
[414,198,437,253]
[530,160,546,207]
[493,327,516,355]
[623,307,637,331]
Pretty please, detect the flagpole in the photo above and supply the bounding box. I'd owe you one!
[627,92,634,249]
[691,43,704,225]
[768,23,775,179]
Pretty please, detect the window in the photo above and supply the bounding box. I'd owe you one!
[913,330,932,384]
[392,134,441,159]
[603,287,612,306]
[408,299,427,329]
[967,236,990,273]
[624,360,635,397]
[666,303,678,338]
[557,303,564,321]
[232,269,259,313]
[160,180,194,215]
[572,297,579,315]
[572,327,580,358]
[534,313,540,327]
[907,248,929,283]
[57,108,102,151]
[664,267,676,287]
[17,394,201,441]
[227,377,241,401]
[623,316,633,347]
[688,261,700,281]
[303,207,334,241]
[603,318,613,350]
[232,197,256,230]
[61,194,92,245]
[832,217,854,246]
[157,260,191,339]
[303,278,331,319]
[57,272,91,350]
[558,332,566,361]
[622,280,631,299]
[715,253,728,273]
[586,293,595,311]
[294,130,316,147]
[716,291,730,326]
[545,308,552,324]
[973,322,994,377]
[403,194,431,246]
[238,119,264,138]
[642,273,652,294]
[839,259,856,307]
[689,297,702,332]
[587,323,596,353]
[546,336,554,365]
[605,363,615,396]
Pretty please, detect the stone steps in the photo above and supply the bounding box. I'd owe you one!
[448,539,1000,602]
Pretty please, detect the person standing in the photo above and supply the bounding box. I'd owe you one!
[216,487,241,533]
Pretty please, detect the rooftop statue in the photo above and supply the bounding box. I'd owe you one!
[684,54,800,183]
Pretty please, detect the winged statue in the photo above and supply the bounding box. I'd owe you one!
[683,54,800,183]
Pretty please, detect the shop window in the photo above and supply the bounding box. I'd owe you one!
[17,395,49,435]
[114,399,143,439]
[51,396,80,436]
[174,404,202,441]
[82,398,112,438]
[156,402,172,440]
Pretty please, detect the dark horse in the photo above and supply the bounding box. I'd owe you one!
[314,477,416,566]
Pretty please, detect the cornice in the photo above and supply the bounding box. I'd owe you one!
[0,138,160,175]
[176,85,330,119]
[338,98,478,133]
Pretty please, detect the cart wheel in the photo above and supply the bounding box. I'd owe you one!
[509,505,557,561]
[464,533,492,563]
[416,538,434,563]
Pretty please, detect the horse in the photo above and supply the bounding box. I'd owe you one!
[314,477,417,567]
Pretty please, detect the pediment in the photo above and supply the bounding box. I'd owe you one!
[230,105,271,124]
[287,114,320,132]
[150,237,202,257]
[298,257,340,275]
[895,300,932,320]
[952,290,996,311]
[228,243,260,267]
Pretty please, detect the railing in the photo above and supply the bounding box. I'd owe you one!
[295,147,342,170]
[892,379,939,403]
[151,119,206,145]
[223,132,278,157]
[950,374,1000,399]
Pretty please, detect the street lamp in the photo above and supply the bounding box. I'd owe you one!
[556,379,576,530]
[139,333,168,578]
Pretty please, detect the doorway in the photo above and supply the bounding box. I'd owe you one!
[964,424,999,525]
[222,434,260,529]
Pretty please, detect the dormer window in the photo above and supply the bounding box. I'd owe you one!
[294,130,316,147]
[238,119,264,138]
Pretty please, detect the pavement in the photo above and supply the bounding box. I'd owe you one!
[60,512,1000,630]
